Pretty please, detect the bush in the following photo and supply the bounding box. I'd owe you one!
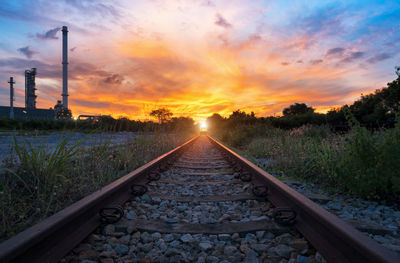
[335,113,400,199]
[225,116,400,202]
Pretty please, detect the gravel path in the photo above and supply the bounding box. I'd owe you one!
[62,136,325,263]
[253,158,400,255]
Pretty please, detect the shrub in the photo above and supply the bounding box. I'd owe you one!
[227,115,399,201]
[336,113,400,199]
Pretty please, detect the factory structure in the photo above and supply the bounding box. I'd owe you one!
[0,26,71,120]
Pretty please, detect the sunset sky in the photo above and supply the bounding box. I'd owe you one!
[0,0,399,121]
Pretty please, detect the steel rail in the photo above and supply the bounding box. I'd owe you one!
[0,134,399,263]
[208,135,399,263]
[0,136,199,263]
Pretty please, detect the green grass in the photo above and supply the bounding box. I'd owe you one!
[0,131,193,241]
[212,118,400,203]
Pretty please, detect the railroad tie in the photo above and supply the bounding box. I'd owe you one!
[8,134,396,263]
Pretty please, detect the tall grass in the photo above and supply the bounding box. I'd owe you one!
[11,135,83,195]
[213,119,400,202]
[335,113,400,199]
[0,132,192,241]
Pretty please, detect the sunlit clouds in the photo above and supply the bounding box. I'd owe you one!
[0,0,399,120]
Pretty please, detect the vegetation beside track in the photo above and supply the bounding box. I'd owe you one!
[0,115,196,133]
[209,116,400,204]
[0,131,193,241]
[207,73,400,203]
[1,72,398,243]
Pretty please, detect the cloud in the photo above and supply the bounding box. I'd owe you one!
[284,36,316,51]
[0,57,120,83]
[215,13,232,28]
[0,58,61,81]
[295,7,343,37]
[0,58,47,68]
[324,48,365,64]
[1,1,398,120]
[201,1,215,7]
[367,53,393,64]
[36,27,61,40]
[72,99,111,109]
[326,47,345,57]
[65,0,120,19]
[104,74,124,84]
[310,59,323,65]
[340,51,365,63]
[17,46,38,59]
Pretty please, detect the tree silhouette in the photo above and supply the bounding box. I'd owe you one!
[150,108,173,123]
[207,113,225,130]
[283,103,314,116]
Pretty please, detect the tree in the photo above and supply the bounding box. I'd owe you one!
[227,110,257,125]
[348,73,399,125]
[150,108,173,123]
[326,69,400,128]
[207,113,226,131]
[283,103,314,116]
[167,117,195,132]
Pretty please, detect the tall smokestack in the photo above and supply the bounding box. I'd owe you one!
[25,68,37,109]
[62,26,68,109]
[8,77,15,119]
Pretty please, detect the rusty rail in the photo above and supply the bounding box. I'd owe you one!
[208,135,399,263]
[0,136,199,263]
[0,134,399,263]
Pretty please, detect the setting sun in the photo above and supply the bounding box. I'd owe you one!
[200,121,208,131]
[0,2,399,262]
[0,1,398,121]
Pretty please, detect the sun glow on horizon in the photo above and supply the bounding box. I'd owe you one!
[0,1,398,120]
[200,121,208,131]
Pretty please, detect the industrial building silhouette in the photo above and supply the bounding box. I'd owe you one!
[0,26,70,120]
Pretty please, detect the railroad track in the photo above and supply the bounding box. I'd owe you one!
[0,135,398,262]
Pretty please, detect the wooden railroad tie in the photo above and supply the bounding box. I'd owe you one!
[144,193,265,202]
[119,219,290,234]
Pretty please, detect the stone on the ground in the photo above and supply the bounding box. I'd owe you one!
[114,244,129,255]
[180,233,193,243]
[243,250,259,263]
[274,244,294,259]
[199,242,213,251]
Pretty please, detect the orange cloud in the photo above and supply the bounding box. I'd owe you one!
[3,1,394,122]
[33,35,369,121]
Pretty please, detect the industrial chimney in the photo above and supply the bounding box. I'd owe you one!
[62,26,68,109]
[8,77,15,119]
[25,68,37,109]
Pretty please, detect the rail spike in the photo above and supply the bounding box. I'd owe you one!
[2,135,398,263]
[131,184,148,196]
[252,185,268,197]
[99,206,124,224]
[234,164,242,172]
[159,164,168,172]
[239,172,252,182]
[147,172,161,181]
[273,207,297,226]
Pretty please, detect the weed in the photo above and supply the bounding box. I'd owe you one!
[212,115,400,202]
[0,131,192,241]
[11,135,83,194]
